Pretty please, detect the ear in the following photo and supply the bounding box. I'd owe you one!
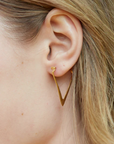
[42,8,83,77]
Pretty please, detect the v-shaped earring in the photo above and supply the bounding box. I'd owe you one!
[51,67,73,106]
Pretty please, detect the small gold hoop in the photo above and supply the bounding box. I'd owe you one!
[51,67,73,106]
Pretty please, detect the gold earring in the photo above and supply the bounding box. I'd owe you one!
[51,67,73,106]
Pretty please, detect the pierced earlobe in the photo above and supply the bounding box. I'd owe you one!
[51,67,73,106]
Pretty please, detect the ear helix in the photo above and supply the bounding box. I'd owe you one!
[51,67,73,106]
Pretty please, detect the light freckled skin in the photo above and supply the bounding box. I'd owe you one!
[0,8,80,144]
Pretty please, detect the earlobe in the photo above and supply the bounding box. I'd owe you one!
[42,8,83,77]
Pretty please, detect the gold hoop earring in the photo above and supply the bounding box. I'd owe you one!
[51,67,73,106]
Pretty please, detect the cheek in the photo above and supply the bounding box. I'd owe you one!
[0,42,61,143]
[0,84,61,143]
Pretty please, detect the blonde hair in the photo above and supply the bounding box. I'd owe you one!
[0,0,114,144]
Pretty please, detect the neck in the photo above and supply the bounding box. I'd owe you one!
[47,93,82,144]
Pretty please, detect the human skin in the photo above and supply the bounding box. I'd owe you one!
[0,9,83,144]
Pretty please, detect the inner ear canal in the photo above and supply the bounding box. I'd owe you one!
[47,46,52,60]
[47,43,66,60]
[47,32,71,61]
